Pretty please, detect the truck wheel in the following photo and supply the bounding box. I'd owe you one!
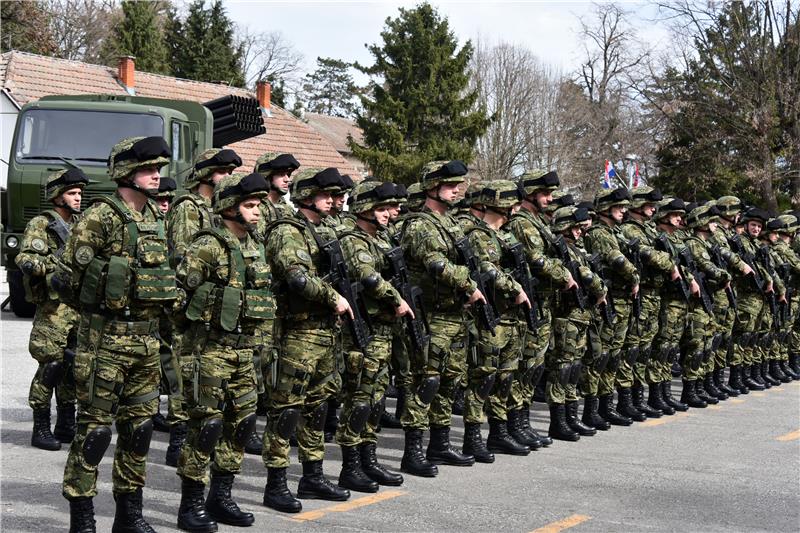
[8,270,36,318]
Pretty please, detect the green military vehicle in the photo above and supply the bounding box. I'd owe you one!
[1,93,263,317]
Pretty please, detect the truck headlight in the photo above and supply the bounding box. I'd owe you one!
[6,236,19,249]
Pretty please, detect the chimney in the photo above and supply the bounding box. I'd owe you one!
[118,56,136,95]
[256,80,272,117]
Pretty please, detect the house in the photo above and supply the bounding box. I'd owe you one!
[0,51,359,187]
[303,111,366,177]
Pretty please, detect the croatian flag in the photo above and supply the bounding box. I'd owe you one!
[602,160,616,189]
[631,163,641,188]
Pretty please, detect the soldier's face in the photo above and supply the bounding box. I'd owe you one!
[438,183,461,203]
[534,191,552,209]
[610,205,626,222]
[642,204,656,217]
[60,187,83,211]
[668,213,682,227]
[747,221,762,237]
[312,191,333,214]
[387,204,401,220]
[156,198,170,214]
[272,171,291,192]
[211,169,232,185]
[569,226,582,240]
[374,205,392,226]
[333,194,346,210]
[707,220,718,232]
[133,166,161,191]
[512,203,521,214]
[238,198,262,225]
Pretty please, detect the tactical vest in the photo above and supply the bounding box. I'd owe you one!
[467,224,520,315]
[23,210,72,304]
[184,228,273,332]
[78,196,177,314]
[171,193,215,230]
[340,229,396,323]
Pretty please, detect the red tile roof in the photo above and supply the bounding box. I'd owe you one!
[0,51,358,176]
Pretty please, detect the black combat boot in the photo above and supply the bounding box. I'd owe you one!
[704,374,727,400]
[31,407,61,451]
[69,497,96,533]
[680,380,707,409]
[743,365,765,391]
[790,354,800,375]
[324,399,339,443]
[761,361,779,387]
[338,446,379,493]
[769,360,790,383]
[671,362,683,377]
[401,429,438,477]
[547,403,579,442]
[716,368,739,397]
[177,477,217,532]
[426,425,475,466]
[752,363,769,388]
[205,472,254,526]
[565,401,596,436]
[508,409,543,447]
[695,378,719,405]
[54,403,77,443]
[647,383,675,416]
[243,429,263,456]
[599,393,632,426]
[152,410,170,433]
[263,467,302,513]
[486,418,530,455]
[661,381,688,412]
[616,388,646,422]
[462,422,494,463]
[781,359,799,380]
[297,460,351,501]
[581,396,610,430]
[112,488,156,533]
[632,384,662,418]
[520,404,551,446]
[166,422,188,467]
[360,442,403,485]
[728,366,749,395]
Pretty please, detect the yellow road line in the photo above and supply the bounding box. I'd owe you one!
[639,412,690,427]
[530,514,592,533]
[729,399,745,404]
[707,405,722,410]
[767,387,784,392]
[289,490,406,522]
[776,429,800,442]
[751,392,766,397]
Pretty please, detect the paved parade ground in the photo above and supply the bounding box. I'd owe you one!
[1,282,799,532]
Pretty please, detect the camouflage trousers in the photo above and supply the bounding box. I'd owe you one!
[28,300,77,410]
[255,318,278,415]
[754,309,773,366]
[508,306,551,411]
[589,297,626,393]
[621,291,660,387]
[651,297,688,383]
[464,318,522,424]
[732,291,764,367]
[336,326,393,447]
[578,320,603,397]
[712,290,737,371]
[177,339,258,484]
[401,312,467,430]
[679,303,715,381]
[263,323,339,469]
[390,322,413,391]
[63,316,160,500]
[546,311,589,405]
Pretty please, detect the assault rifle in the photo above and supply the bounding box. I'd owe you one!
[321,239,373,351]
[626,238,642,330]
[776,262,792,326]
[553,235,588,311]
[655,234,691,302]
[504,242,546,330]
[677,247,715,315]
[709,244,737,311]
[454,237,500,334]
[384,246,431,353]
[587,253,616,326]
[727,234,767,293]
[756,245,780,329]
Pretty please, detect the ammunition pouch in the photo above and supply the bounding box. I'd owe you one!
[82,425,112,466]
[416,375,440,405]
[197,417,224,454]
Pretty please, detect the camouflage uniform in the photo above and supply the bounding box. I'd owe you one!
[768,215,800,379]
[17,169,87,451]
[59,136,176,532]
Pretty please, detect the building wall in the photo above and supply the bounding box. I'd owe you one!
[1,93,20,189]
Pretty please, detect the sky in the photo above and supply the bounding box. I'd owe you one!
[225,1,674,81]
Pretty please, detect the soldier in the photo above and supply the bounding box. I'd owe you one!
[583,189,645,421]
[767,215,800,379]
[326,173,356,229]
[399,160,486,476]
[17,168,88,451]
[505,170,573,448]
[461,180,531,460]
[165,149,242,465]
[175,172,270,532]
[262,167,352,513]
[620,187,683,416]
[58,136,176,532]
[154,177,177,214]
[754,218,787,386]
[335,180,412,492]
[761,217,796,382]
[253,152,300,223]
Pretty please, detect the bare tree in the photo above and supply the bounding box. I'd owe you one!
[45,0,118,63]
[238,27,304,91]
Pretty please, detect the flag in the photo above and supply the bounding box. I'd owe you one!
[602,160,616,189]
[632,163,644,188]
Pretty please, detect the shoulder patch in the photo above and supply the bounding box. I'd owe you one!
[185,269,203,289]
[74,245,94,266]
[357,251,373,263]
[296,249,312,262]
[31,238,47,252]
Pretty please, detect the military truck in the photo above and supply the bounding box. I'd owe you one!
[1,93,264,317]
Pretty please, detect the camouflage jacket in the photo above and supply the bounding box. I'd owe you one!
[709,225,750,279]
[620,217,675,289]
[465,220,523,316]
[16,210,76,303]
[684,234,731,294]
[736,232,774,293]
[554,238,606,323]
[584,220,640,294]
[256,197,294,238]
[505,207,570,294]
[167,192,215,267]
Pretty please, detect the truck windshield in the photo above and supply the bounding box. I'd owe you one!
[14,109,164,166]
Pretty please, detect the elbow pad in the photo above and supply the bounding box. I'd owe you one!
[611,254,627,269]
[362,272,381,290]
[427,260,445,276]
[286,269,308,292]
[531,258,545,273]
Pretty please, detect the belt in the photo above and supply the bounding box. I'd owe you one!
[207,331,257,348]
[102,318,159,335]
[284,316,336,330]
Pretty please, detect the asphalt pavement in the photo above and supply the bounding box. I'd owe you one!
[1,277,799,532]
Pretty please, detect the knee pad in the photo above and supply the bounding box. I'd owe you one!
[496,373,513,398]
[122,418,154,456]
[40,360,65,388]
[569,361,583,385]
[639,347,652,365]
[347,402,371,434]
[308,401,329,431]
[197,417,224,454]
[368,399,383,427]
[529,363,545,387]
[476,371,497,400]
[626,347,640,366]
[595,352,611,373]
[273,408,301,440]
[416,375,440,405]
[558,364,572,386]
[82,425,112,466]
[234,413,257,447]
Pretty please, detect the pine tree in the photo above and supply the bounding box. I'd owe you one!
[350,3,490,184]
[1,1,57,56]
[302,57,358,118]
[106,0,170,75]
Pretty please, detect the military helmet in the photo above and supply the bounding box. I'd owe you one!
[685,204,720,229]
[551,205,592,233]
[518,169,559,196]
[715,195,745,218]
[765,216,796,234]
[108,136,171,182]
[184,149,242,189]
[420,160,468,190]
[481,180,521,209]
[462,181,486,208]
[655,196,686,220]
[254,152,300,178]
[349,180,398,213]
[629,186,663,209]
[406,182,426,211]
[740,206,770,224]
[780,214,800,233]
[594,187,630,212]
[543,189,575,215]
[46,168,89,202]
[329,174,355,196]
[290,167,343,203]
[155,177,177,199]
[213,172,268,214]
[390,183,408,204]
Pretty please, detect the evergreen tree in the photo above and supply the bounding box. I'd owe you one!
[350,3,491,184]
[167,0,244,86]
[266,74,288,108]
[302,57,358,118]
[1,1,57,56]
[106,1,170,75]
